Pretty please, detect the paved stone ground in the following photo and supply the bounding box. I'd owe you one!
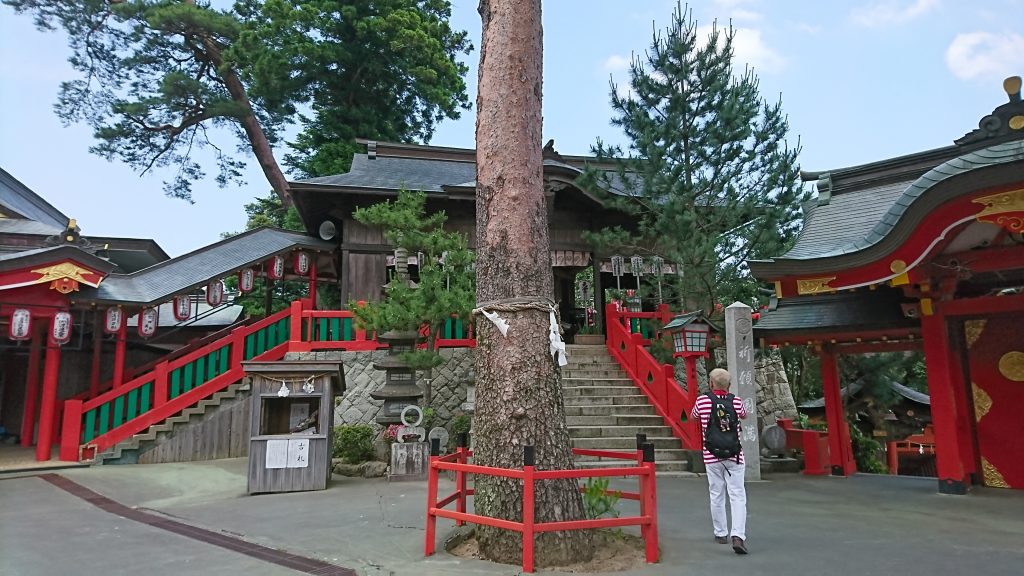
[2,458,1022,575]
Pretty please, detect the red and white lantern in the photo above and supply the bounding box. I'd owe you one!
[238,268,255,293]
[8,308,32,341]
[104,306,124,334]
[206,280,225,307]
[173,295,191,321]
[50,311,73,346]
[267,255,285,280]
[294,251,310,276]
[138,307,158,338]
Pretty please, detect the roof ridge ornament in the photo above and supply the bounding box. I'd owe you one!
[954,75,1024,147]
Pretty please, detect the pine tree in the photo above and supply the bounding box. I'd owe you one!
[580,2,806,314]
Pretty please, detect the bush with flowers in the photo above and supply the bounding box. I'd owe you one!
[383,424,402,444]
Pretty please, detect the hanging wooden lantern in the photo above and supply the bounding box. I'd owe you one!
[104,306,124,334]
[50,311,73,346]
[267,255,285,280]
[294,251,311,276]
[9,308,32,341]
[173,295,191,321]
[238,268,255,293]
[138,307,158,338]
[207,280,225,307]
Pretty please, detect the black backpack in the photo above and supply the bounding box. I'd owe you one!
[704,393,741,461]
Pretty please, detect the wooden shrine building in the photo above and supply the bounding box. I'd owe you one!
[751,76,1024,493]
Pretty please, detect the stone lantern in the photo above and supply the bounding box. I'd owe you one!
[370,330,424,424]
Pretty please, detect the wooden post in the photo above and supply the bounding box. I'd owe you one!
[113,320,127,389]
[20,325,43,447]
[820,345,854,476]
[726,302,760,480]
[290,300,303,345]
[920,312,968,494]
[522,445,536,574]
[592,254,603,333]
[309,257,318,309]
[89,310,103,397]
[264,278,275,318]
[35,344,62,461]
[59,399,83,462]
[153,361,169,408]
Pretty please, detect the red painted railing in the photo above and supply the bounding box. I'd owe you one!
[777,418,831,475]
[59,299,482,462]
[425,437,660,573]
[605,303,700,450]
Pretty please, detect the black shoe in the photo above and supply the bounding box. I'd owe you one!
[732,536,748,554]
[715,535,729,544]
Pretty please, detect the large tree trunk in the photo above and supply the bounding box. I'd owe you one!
[472,0,593,566]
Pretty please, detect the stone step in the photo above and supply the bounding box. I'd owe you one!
[572,436,681,450]
[563,394,651,407]
[574,448,688,463]
[575,459,689,473]
[562,385,640,397]
[561,377,634,387]
[564,404,658,417]
[569,425,674,439]
[566,414,666,427]
[561,368,627,378]
[563,355,619,365]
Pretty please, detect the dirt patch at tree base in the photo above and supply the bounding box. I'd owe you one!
[446,528,648,572]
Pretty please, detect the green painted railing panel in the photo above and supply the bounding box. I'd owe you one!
[83,410,97,442]
[256,330,266,355]
[140,382,151,413]
[330,318,341,341]
[267,323,278,349]
[98,404,110,435]
[281,318,290,342]
[318,318,328,341]
[184,364,194,393]
[342,318,353,340]
[127,388,139,419]
[195,357,207,387]
[207,351,218,380]
[219,345,230,373]
[170,368,181,399]
[245,334,256,360]
[112,397,124,428]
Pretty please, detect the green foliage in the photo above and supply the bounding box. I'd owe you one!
[582,477,621,520]
[447,413,472,450]
[233,0,472,177]
[577,3,806,314]
[849,424,887,474]
[333,424,376,463]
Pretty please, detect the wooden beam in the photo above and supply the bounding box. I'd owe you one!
[920,313,969,494]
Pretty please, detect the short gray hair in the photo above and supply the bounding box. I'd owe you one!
[709,368,731,390]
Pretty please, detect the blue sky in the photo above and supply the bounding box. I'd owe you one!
[1,0,1020,257]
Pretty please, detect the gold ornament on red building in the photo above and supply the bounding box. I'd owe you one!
[31,262,101,294]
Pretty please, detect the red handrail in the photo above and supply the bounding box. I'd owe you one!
[605,303,700,450]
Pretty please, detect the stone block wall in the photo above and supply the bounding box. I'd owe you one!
[285,348,475,434]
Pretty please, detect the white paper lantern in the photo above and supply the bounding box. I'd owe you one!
[294,251,310,275]
[104,307,124,334]
[207,280,225,307]
[173,295,191,321]
[50,311,73,345]
[267,255,285,280]
[138,307,158,338]
[238,268,255,293]
[9,308,31,341]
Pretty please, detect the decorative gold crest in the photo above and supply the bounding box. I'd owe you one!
[964,319,987,349]
[31,262,101,294]
[997,351,1024,382]
[973,382,992,421]
[972,188,1024,232]
[981,457,1009,488]
[796,276,836,295]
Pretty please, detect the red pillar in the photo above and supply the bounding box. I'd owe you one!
[921,312,969,494]
[113,319,127,389]
[308,258,318,309]
[89,311,103,397]
[20,325,43,447]
[35,343,62,461]
[820,346,855,476]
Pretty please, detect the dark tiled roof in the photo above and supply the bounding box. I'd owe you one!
[799,379,929,408]
[82,227,335,305]
[0,218,63,236]
[0,245,115,274]
[297,154,476,192]
[753,288,916,337]
[0,168,69,227]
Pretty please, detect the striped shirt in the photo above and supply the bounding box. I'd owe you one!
[690,391,747,464]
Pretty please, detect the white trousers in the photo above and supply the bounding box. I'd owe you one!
[706,459,746,540]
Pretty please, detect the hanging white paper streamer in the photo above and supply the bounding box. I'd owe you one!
[549,310,568,367]
[481,309,510,336]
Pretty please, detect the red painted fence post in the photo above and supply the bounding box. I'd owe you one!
[456,433,468,526]
[642,442,659,563]
[522,445,536,574]
[153,361,169,408]
[59,399,83,462]
[425,438,440,557]
[290,300,303,345]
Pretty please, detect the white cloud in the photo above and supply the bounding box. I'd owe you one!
[697,24,787,74]
[850,0,939,27]
[729,9,762,22]
[795,22,822,35]
[946,32,1024,81]
[603,54,631,74]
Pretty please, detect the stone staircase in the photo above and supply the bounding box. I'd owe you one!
[563,344,690,474]
[94,380,250,465]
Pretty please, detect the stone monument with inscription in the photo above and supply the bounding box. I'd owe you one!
[725,302,760,480]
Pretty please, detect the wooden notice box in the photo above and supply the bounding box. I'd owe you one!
[243,361,345,494]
